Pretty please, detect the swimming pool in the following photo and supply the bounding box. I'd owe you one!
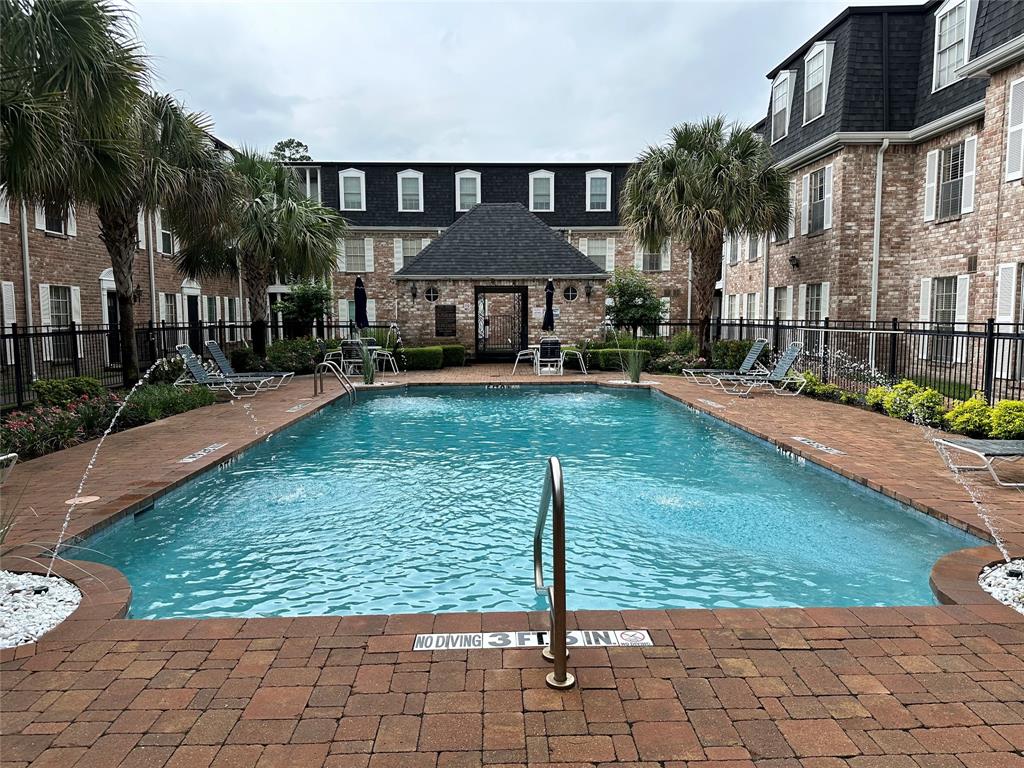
[77,386,978,618]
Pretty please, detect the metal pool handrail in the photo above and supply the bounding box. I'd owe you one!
[313,360,357,404]
[533,456,575,689]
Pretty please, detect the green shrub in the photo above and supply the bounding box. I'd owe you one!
[944,395,992,437]
[594,349,651,371]
[839,390,864,406]
[908,387,946,426]
[229,347,267,373]
[990,400,1024,439]
[398,346,444,370]
[33,376,106,406]
[650,353,702,375]
[883,379,922,420]
[866,385,890,412]
[440,344,466,367]
[635,337,668,358]
[147,355,186,385]
[710,339,769,371]
[120,384,217,429]
[669,331,698,358]
[266,337,323,374]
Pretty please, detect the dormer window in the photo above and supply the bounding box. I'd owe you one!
[397,169,423,212]
[529,170,554,212]
[585,169,612,212]
[771,71,794,143]
[933,0,973,91]
[803,42,833,124]
[294,167,320,202]
[455,169,480,211]
[339,168,365,211]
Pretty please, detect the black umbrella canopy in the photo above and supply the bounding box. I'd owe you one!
[354,276,369,329]
[542,279,555,332]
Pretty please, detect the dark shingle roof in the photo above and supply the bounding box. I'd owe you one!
[394,203,606,279]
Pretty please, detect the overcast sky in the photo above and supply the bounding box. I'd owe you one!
[131,0,906,162]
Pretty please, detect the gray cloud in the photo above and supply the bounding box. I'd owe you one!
[132,0,907,161]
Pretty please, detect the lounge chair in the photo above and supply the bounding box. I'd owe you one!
[933,437,1024,488]
[175,344,273,398]
[706,341,805,396]
[512,347,537,375]
[537,338,563,375]
[681,337,768,384]
[205,340,293,389]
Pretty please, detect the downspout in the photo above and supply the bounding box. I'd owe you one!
[686,250,692,322]
[147,212,158,323]
[19,200,37,380]
[869,138,890,368]
[763,240,771,320]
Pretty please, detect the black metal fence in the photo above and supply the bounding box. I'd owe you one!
[0,320,394,408]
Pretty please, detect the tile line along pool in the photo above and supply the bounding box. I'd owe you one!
[75,386,979,619]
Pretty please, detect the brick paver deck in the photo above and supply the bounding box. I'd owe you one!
[2,366,1022,767]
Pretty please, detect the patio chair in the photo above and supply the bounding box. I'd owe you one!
[339,339,366,375]
[175,344,273,398]
[706,341,805,396]
[512,347,537,375]
[933,437,1024,488]
[561,346,587,375]
[537,338,563,376]
[364,329,399,374]
[205,340,293,389]
[680,337,768,385]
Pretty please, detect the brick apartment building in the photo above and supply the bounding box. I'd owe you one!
[723,0,1024,344]
[1,0,1021,366]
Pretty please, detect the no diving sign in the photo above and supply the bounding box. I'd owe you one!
[413,629,653,651]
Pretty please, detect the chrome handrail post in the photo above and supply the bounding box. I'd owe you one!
[534,456,575,689]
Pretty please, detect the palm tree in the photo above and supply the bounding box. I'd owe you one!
[621,117,791,357]
[173,149,349,355]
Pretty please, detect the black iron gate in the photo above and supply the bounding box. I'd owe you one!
[475,286,528,360]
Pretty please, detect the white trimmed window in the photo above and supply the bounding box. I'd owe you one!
[803,42,834,124]
[771,71,794,143]
[294,167,320,202]
[1006,77,1024,182]
[155,207,176,255]
[397,169,423,212]
[34,204,77,237]
[529,169,554,212]
[933,0,972,91]
[585,169,612,212]
[925,137,976,221]
[455,170,480,211]
[339,168,366,211]
[342,238,366,272]
[581,237,613,272]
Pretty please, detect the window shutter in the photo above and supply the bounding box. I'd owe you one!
[199,296,207,322]
[578,237,588,259]
[137,210,147,250]
[216,296,224,321]
[800,174,810,235]
[421,237,430,251]
[995,263,1019,378]
[788,180,797,239]
[820,281,831,318]
[784,286,793,320]
[767,287,775,318]
[823,165,833,230]
[34,205,46,231]
[158,292,167,322]
[393,238,403,272]
[337,299,345,323]
[175,294,184,325]
[606,238,615,271]
[364,237,374,272]
[39,284,52,360]
[662,239,671,271]
[0,192,9,224]
[66,206,77,237]
[366,299,377,323]
[2,281,15,360]
[1006,77,1024,181]
[797,283,807,321]
[70,286,82,356]
[918,277,931,359]
[924,150,939,221]
[633,243,642,269]
[336,239,345,272]
[753,292,760,320]
[954,275,970,363]
[961,136,977,214]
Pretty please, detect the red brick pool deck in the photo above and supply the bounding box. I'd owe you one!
[2,366,1022,768]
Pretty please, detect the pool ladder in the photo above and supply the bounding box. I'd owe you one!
[313,360,357,404]
[534,456,575,689]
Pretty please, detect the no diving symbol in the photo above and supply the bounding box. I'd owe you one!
[618,630,648,646]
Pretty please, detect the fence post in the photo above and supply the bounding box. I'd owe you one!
[70,320,81,376]
[888,317,899,380]
[983,317,997,405]
[11,323,25,407]
[772,315,781,352]
[821,317,830,384]
[713,314,721,344]
[147,320,157,362]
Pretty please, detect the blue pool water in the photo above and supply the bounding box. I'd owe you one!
[76,386,978,618]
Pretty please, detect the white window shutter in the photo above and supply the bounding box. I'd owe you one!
[34,206,46,231]
[39,284,52,360]
[337,299,345,323]
[421,237,430,251]
[918,277,931,359]
[2,281,15,360]
[199,296,207,322]
[797,283,807,321]
[961,136,977,214]
[393,238,403,272]
[823,165,833,230]
[336,239,346,271]
[578,237,588,258]
[820,281,831,318]
[753,292,760,319]
[175,294,184,325]
[366,299,377,323]
[70,286,82,356]
[662,239,671,271]
[137,210,147,250]
[800,174,810,235]
[606,238,615,271]
[1006,77,1024,182]
[66,206,77,237]
[364,237,374,272]
[633,242,642,269]
[784,286,793,320]
[158,292,167,322]
[995,263,1019,378]
[924,150,939,221]
[767,287,775,318]
[217,296,224,321]
[954,274,970,363]
[788,180,797,239]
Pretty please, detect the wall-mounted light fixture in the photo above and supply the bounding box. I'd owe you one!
[584,282,593,302]
[788,254,800,269]
[410,283,418,300]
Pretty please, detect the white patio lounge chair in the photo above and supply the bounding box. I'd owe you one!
[706,341,805,396]
[512,347,537,375]
[933,437,1024,488]
[681,337,768,384]
[205,340,293,389]
[175,345,273,398]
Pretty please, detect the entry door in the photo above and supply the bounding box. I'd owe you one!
[105,290,121,364]
[186,295,201,352]
[474,286,528,360]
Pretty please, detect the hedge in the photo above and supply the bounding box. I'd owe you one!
[440,344,466,367]
[398,346,444,370]
[33,376,107,406]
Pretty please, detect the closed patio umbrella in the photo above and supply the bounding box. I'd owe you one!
[542,279,555,332]
[354,276,369,329]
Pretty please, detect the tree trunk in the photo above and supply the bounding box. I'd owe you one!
[97,203,140,386]
[243,262,269,357]
[691,238,723,360]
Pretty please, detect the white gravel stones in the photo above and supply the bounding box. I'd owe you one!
[0,570,82,648]
[979,559,1024,615]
